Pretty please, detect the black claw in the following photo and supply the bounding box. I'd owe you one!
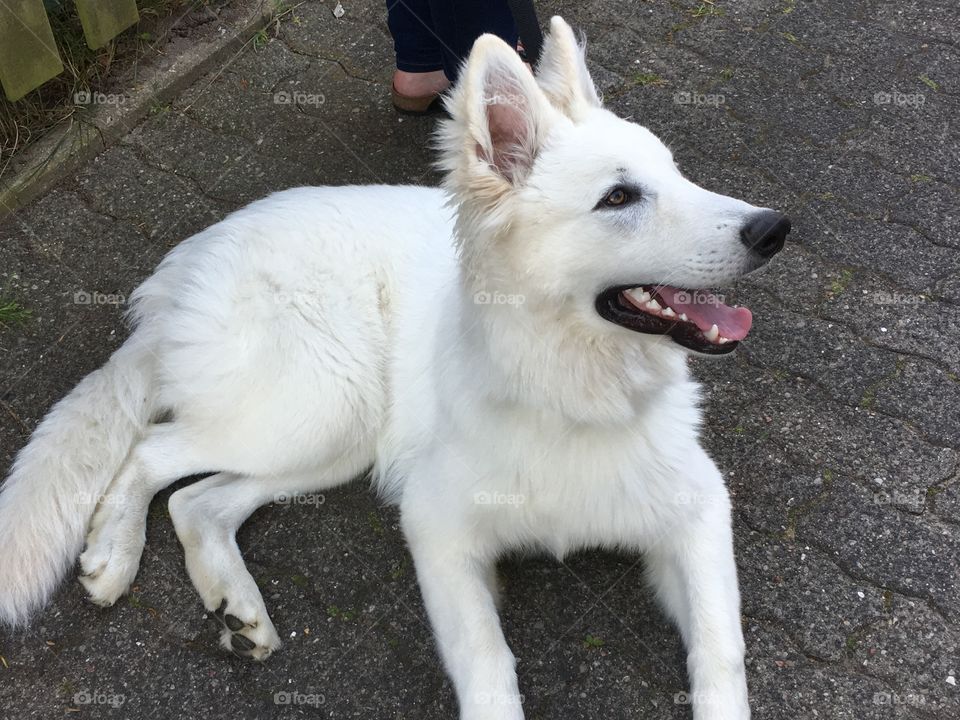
[231,633,256,652]
[224,614,245,632]
[214,599,227,619]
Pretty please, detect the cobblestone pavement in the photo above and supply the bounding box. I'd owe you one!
[1,1,957,718]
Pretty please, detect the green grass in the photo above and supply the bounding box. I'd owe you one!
[252,28,270,50]
[828,269,854,297]
[367,510,385,535]
[583,634,605,649]
[633,72,667,87]
[326,604,357,621]
[390,559,407,580]
[919,75,939,91]
[0,299,31,328]
[689,2,723,19]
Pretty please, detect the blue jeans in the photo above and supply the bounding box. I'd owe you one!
[386,0,518,82]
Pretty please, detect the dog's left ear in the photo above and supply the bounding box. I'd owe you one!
[536,16,602,121]
[445,34,557,186]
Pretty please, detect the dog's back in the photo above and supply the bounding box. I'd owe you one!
[0,183,454,628]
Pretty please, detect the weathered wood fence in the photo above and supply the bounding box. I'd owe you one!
[0,0,140,101]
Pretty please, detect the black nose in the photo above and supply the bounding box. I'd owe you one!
[740,210,791,259]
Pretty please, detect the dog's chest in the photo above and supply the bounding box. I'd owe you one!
[466,417,698,555]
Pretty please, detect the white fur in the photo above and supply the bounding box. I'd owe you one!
[0,18,774,719]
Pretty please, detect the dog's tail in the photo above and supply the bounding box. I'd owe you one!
[0,333,155,628]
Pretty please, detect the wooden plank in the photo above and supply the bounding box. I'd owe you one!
[0,0,64,101]
[75,0,139,50]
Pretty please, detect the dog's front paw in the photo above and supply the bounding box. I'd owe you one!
[689,674,750,720]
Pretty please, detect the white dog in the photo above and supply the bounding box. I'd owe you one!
[0,17,789,720]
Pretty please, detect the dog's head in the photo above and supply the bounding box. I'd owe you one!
[439,17,790,356]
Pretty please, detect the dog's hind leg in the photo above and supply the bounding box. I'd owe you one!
[168,455,368,660]
[79,422,230,607]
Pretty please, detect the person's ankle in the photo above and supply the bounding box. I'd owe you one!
[393,69,450,97]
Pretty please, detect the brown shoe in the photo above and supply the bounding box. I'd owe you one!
[391,82,446,116]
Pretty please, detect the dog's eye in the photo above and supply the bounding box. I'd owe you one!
[599,186,633,208]
[606,189,627,205]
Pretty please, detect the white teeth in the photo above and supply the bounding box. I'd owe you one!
[679,313,689,322]
[705,324,720,342]
[624,289,651,304]
[661,307,676,318]
[645,299,661,311]
[718,337,732,344]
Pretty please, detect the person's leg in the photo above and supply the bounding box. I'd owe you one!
[386,0,449,98]
[427,0,519,82]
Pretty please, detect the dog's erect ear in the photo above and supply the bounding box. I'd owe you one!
[445,34,556,186]
[536,16,601,121]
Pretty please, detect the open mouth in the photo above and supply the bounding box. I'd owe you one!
[595,284,752,355]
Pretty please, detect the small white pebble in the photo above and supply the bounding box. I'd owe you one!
[857,591,865,599]
[947,675,956,686]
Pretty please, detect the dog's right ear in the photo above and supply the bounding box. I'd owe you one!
[536,17,602,121]
[442,34,557,189]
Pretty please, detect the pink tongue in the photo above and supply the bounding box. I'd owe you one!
[656,285,753,341]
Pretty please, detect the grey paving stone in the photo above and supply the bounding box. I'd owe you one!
[850,595,960,715]
[820,274,960,374]
[795,479,960,621]
[738,537,888,661]
[870,358,960,449]
[744,622,921,720]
